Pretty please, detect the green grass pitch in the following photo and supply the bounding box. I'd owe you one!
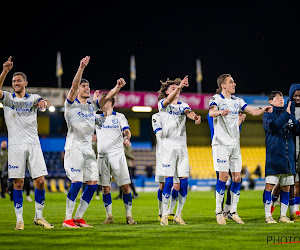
[0,190,299,249]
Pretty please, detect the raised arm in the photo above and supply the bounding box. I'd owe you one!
[0,56,13,99]
[244,105,272,116]
[162,76,189,108]
[66,56,90,103]
[97,78,126,108]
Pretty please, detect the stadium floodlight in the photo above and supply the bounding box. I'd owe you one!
[49,106,56,112]
[132,106,152,112]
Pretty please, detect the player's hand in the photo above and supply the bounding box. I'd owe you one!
[123,136,130,146]
[93,90,100,100]
[178,75,189,89]
[36,100,47,112]
[79,56,90,69]
[264,106,273,113]
[221,109,230,116]
[286,101,291,114]
[194,114,201,125]
[116,78,126,88]
[239,113,246,123]
[3,56,13,73]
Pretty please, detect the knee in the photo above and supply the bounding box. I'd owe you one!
[102,186,111,194]
[121,184,130,194]
[35,177,45,189]
[219,173,229,183]
[281,185,290,192]
[233,175,241,183]
[13,179,24,190]
[265,183,274,192]
[173,183,180,191]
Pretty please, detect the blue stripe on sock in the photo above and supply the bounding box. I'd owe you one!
[13,189,23,209]
[67,182,82,202]
[171,189,179,200]
[103,193,112,207]
[35,188,45,205]
[271,194,278,203]
[215,179,226,195]
[263,190,272,204]
[289,198,295,206]
[179,178,188,197]
[82,184,98,204]
[295,196,300,205]
[230,182,241,195]
[280,190,289,206]
[158,189,162,201]
[123,193,132,205]
[162,177,173,197]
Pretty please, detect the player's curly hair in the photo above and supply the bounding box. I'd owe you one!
[157,78,182,101]
[216,74,231,94]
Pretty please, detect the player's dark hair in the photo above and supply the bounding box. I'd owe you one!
[13,72,27,81]
[80,78,89,85]
[157,78,182,101]
[216,74,231,94]
[268,90,283,101]
[102,92,115,106]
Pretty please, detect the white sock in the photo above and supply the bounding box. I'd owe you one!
[65,197,76,220]
[15,207,23,222]
[168,196,178,215]
[281,202,289,216]
[224,204,231,213]
[74,199,89,219]
[264,203,272,218]
[162,193,170,216]
[215,191,224,213]
[35,201,44,219]
[289,204,296,216]
[105,204,113,216]
[175,193,187,217]
[295,203,300,212]
[230,191,240,213]
[124,203,132,217]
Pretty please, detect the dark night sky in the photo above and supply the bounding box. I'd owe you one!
[1,1,300,95]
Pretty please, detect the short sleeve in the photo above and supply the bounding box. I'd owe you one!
[209,95,220,108]
[152,113,162,134]
[182,102,191,112]
[92,99,101,110]
[239,98,248,111]
[158,99,166,111]
[64,98,74,110]
[32,94,43,104]
[119,113,130,131]
[0,91,13,107]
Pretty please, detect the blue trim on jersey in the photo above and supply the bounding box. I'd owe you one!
[36,98,43,104]
[207,113,214,141]
[96,99,100,109]
[12,92,29,98]
[66,98,74,104]
[220,93,225,99]
[183,107,191,111]
[87,101,91,104]
[209,102,217,107]
[154,127,162,134]
[122,126,130,131]
[0,92,4,100]
[75,98,80,103]
[241,103,248,111]
[160,100,166,109]
[177,101,182,104]
[112,110,116,115]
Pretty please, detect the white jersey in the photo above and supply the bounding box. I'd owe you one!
[209,93,247,146]
[96,111,130,156]
[152,113,163,176]
[158,99,190,146]
[0,91,43,145]
[64,98,100,150]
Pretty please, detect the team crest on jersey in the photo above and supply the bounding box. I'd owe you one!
[234,103,239,109]
[112,118,118,124]
[88,105,94,112]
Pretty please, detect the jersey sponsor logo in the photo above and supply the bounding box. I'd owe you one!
[162,163,171,168]
[70,168,81,172]
[112,118,118,124]
[8,164,19,169]
[77,111,94,118]
[101,124,119,129]
[168,107,185,116]
[216,159,226,164]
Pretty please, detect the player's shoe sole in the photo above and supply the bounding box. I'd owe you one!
[63,219,80,228]
[279,215,294,223]
[265,216,277,223]
[160,215,168,226]
[126,216,137,225]
[216,212,226,225]
[34,218,54,228]
[15,221,24,230]
[173,216,187,225]
[229,212,244,224]
[102,215,114,224]
[74,218,93,227]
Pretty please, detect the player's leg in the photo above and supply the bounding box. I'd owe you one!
[278,175,294,223]
[156,178,165,220]
[271,183,280,214]
[294,175,300,220]
[121,184,136,224]
[290,174,300,221]
[263,177,276,223]
[168,182,179,221]
[74,149,99,227]
[13,178,25,230]
[102,185,113,224]
[289,184,297,219]
[224,170,232,215]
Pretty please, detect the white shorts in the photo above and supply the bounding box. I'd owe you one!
[212,145,242,172]
[8,144,48,179]
[64,148,98,182]
[160,145,189,178]
[155,175,180,183]
[98,152,131,187]
[266,174,294,186]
